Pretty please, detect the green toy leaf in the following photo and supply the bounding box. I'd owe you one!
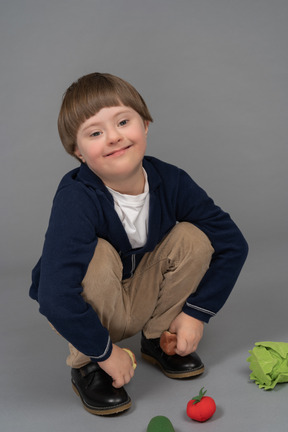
[192,387,207,404]
[247,341,288,390]
[146,416,175,432]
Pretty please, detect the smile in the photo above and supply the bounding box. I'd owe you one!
[105,145,132,157]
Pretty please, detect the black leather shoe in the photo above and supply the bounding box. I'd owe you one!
[71,362,131,415]
[141,334,204,379]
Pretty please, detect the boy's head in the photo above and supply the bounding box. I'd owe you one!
[58,73,153,160]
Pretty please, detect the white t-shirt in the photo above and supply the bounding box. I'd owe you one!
[107,170,150,249]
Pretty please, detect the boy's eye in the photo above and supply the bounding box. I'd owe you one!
[90,131,101,137]
[119,119,128,127]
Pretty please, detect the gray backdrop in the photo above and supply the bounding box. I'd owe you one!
[1,1,287,431]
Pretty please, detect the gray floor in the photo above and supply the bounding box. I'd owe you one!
[1,240,287,432]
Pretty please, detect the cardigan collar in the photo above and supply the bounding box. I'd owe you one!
[76,156,162,193]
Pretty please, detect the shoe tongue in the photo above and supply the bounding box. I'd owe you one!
[80,362,100,377]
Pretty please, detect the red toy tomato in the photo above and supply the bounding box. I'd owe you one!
[186,387,216,422]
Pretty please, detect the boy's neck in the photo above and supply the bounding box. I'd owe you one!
[104,168,146,196]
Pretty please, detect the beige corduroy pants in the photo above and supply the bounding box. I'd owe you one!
[65,222,214,368]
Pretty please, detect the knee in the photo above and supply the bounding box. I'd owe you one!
[81,239,123,308]
[175,222,214,264]
[82,238,123,286]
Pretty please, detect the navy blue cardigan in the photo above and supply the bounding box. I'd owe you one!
[30,156,248,361]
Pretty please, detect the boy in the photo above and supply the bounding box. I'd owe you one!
[30,72,248,415]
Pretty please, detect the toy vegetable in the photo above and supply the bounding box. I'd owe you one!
[160,330,177,355]
[122,348,137,370]
[186,387,216,422]
[146,416,175,432]
[247,341,288,390]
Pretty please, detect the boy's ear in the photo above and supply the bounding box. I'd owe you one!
[74,146,85,163]
[144,121,150,135]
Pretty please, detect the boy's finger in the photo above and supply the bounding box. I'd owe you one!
[176,338,188,355]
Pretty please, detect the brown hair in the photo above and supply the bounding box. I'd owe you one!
[57,72,153,159]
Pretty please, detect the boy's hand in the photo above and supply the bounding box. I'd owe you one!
[98,344,135,388]
[168,312,204,356]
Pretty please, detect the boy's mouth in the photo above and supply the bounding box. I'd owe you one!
[105,145,132,157]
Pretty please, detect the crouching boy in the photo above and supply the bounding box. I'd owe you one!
[30,72,248,415]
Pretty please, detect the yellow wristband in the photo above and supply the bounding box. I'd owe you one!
[122,348,137,370]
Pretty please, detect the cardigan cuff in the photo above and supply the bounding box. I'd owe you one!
[182,302,216,323]
[89,336,113,362]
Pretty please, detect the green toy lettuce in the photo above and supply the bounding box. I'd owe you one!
[247,342,288,390]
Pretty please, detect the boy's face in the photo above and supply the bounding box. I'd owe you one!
[75,106,149,192]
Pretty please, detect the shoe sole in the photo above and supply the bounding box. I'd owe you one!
[141,352,205,379]
[72,382,132,416]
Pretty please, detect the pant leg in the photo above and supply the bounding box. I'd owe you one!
[66,238,127,368]
[123,222,214,339]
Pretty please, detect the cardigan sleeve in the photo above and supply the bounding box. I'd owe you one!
[30,182,112,361]
[175,169,248,322]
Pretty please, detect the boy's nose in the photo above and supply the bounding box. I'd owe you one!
[107,128,122,144]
